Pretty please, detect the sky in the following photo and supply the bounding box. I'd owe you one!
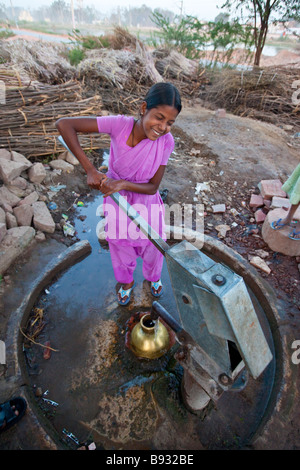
[6,0,227,21]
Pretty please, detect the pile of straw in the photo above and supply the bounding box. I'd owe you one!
[0,39,75,84]
[78,45,162,92]
[204,66,300,128]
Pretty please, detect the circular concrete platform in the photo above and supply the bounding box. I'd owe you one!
[2,230,294,450]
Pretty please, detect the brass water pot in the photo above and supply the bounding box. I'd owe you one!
[130,313,170,359]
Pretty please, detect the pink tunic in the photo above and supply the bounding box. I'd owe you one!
[96,115,174,247]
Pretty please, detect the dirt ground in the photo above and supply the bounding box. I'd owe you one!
[168,107,300,322]
[42,104,300,318]
[1,102,300,450]
[37,104,300,325]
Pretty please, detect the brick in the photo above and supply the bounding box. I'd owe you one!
[250,194,264,208]
[271,196,291,210]
[263,199,271,208]
[260,179,286,200]
[212,203,226,213]
[255,209,266,223]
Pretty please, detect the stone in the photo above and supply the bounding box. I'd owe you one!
[212,204,226,213]
[0,226,35,275]
[32,201,55,233]
[5,184,27,198]
[0,159,28,184]
[270,196,291,210]
[249,194,264,209]
[215,108,226,118]
[1,202,13,213]
[260,179,286,200]
[0,223,7,243]
[0,185,21,207]
[63,151,79,166]
[262,208,300,257]
[13,204,34,226]
[0,149,11,160]
[255,249,269,259]
[255,209,266,223]
[11,151,32,170]
[49,159,74,172]
[35,230,46,242]
[28,163,46,184]
[17,190,39,207]
[10,176,28,190]
[195,182,210,194]
[6,212,17,228]
[215,224,231,238]
[249,256,271,274]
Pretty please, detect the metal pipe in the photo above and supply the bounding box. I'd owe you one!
[151,301,182,334]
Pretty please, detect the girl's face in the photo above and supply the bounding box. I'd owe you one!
[140,103,179,141]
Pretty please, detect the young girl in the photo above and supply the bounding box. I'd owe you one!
[56,82,182,305]
[271,163,300,240]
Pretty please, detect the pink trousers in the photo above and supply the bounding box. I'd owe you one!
[108,240,164,284]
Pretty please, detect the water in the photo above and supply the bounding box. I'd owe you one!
[7,28,71,43]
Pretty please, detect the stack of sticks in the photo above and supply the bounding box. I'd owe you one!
[204,66,300,128]
[0,73,110,159]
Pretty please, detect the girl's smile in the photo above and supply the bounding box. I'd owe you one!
[138,103,179,142]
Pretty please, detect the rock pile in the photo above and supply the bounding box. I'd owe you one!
[256,178,300,257]
[0,148,79,275]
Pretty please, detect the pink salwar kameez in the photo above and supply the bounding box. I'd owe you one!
[96,115,174,284]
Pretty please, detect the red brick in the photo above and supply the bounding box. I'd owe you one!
[260,179,286,200]
[250,194,264,208]
[255,209,266,223]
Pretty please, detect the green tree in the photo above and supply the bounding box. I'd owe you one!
[221,0,300,66]
[150,11,254,63]
[150,12,207,59]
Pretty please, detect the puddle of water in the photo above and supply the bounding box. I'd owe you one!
[21,155,276,449]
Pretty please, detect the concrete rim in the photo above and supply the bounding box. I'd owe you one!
[6,235,287,449]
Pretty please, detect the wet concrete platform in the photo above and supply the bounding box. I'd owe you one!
[0,192,299,450]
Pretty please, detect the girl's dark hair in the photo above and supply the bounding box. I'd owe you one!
[144,82,182,114]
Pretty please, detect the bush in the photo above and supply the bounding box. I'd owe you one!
[68,47,85,66]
